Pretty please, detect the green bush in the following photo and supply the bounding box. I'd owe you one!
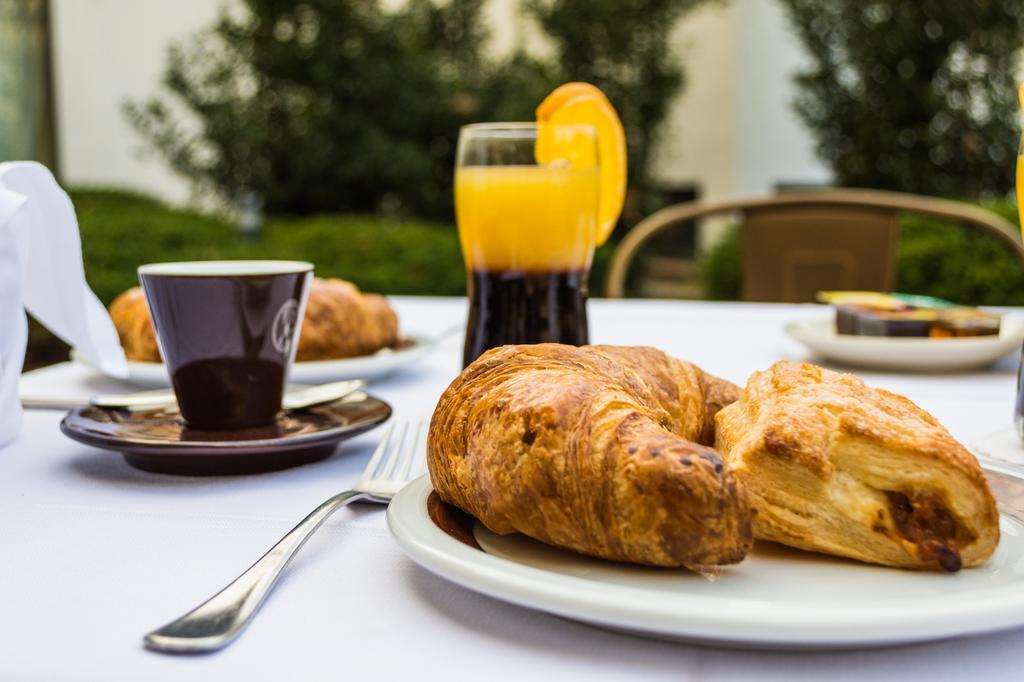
[72,187,617,303]
[898,208,1024,305]
[696,224,742,301]
[72,188,465,305]
[254,215,466,296]
[696,202,1024,304]
[76,189,241,304]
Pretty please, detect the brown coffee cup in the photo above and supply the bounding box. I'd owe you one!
[138,260,313,430]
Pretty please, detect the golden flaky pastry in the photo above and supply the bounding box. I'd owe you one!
[715,361,999,572]
[108,278,398,362]
[294,278,398,361]
[108,287,161,362]
[428,344,753,568]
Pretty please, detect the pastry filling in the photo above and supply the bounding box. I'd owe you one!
[883,491,974,572]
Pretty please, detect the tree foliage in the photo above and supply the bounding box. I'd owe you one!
[126,0,708,222]
[779,0,1024,199]
[126,0,511,218]
[527,0,707,220]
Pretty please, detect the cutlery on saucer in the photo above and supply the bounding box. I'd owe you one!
[21,379,365,412]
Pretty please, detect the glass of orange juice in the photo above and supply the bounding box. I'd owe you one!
[1018,127,1023,232]
[455,122,601,367]
[1015,99,1024,438]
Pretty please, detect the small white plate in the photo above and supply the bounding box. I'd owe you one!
[387,463,1024,650]
[72,334,438,388]
[784,317,1024,372]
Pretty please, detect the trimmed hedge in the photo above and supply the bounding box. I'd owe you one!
[697,202,1024,305]
[73,188,466,305]
[71,188,617,305]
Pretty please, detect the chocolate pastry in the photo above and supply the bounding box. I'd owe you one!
[715,361,999,572]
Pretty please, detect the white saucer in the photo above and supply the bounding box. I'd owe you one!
[784,317,1024,372]
[388,466,1024,650]
[72,334,438,388]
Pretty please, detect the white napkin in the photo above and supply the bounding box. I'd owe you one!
[0,161,127,448]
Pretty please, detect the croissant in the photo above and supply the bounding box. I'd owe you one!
[108,287,161,363]
[108,278,399,362]
[294,278,398,361]
[427,344,753,568]
[715,361,999,571]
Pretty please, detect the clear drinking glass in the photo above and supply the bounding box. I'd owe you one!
[1015,125,1024,438]
[455,122,600,367]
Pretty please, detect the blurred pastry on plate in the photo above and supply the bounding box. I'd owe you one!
[108,278,399,362]
[428,344,753,569]
[819,291,1000,338]
[108,287,161,362]
[295,278,398,360]
[715,360,1000,572]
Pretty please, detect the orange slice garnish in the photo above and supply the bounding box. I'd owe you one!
[536,83,627,245]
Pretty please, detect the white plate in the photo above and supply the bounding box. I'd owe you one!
[387,462,1024,650]
[72,334,438,388]
[784,317,1024,371]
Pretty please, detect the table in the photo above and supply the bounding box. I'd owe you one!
[3,297,1022,681]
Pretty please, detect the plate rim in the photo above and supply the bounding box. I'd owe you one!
[59,393,392,454]
[388,472,1024,647]
[784,316,1024,346]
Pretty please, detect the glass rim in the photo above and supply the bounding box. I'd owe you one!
[462,122,536,131]
[460,121,597,137]
[138,260,314,277]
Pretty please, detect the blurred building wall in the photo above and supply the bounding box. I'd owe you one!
[50,0,228,204]
[732,0,831,195]
[650,0,831,198]
[651,2,736,203]
[47,0,829,211]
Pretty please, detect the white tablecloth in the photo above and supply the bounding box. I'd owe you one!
[4,297,1023,681]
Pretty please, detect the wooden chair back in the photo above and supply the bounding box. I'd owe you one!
[605,189,1024,303]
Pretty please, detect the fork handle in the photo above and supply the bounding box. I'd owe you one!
[144,490,365,654]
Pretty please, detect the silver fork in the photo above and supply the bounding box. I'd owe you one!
[143,420,423,654]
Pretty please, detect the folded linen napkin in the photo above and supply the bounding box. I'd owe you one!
[0,161,127,448]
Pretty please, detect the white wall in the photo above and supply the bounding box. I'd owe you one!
[50,0,233,204]
[650,0,830,200]
[650,1,736,202]
[732,0,831,195]
[485,0,552,59]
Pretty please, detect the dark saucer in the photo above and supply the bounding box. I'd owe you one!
[60,391,392,475]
